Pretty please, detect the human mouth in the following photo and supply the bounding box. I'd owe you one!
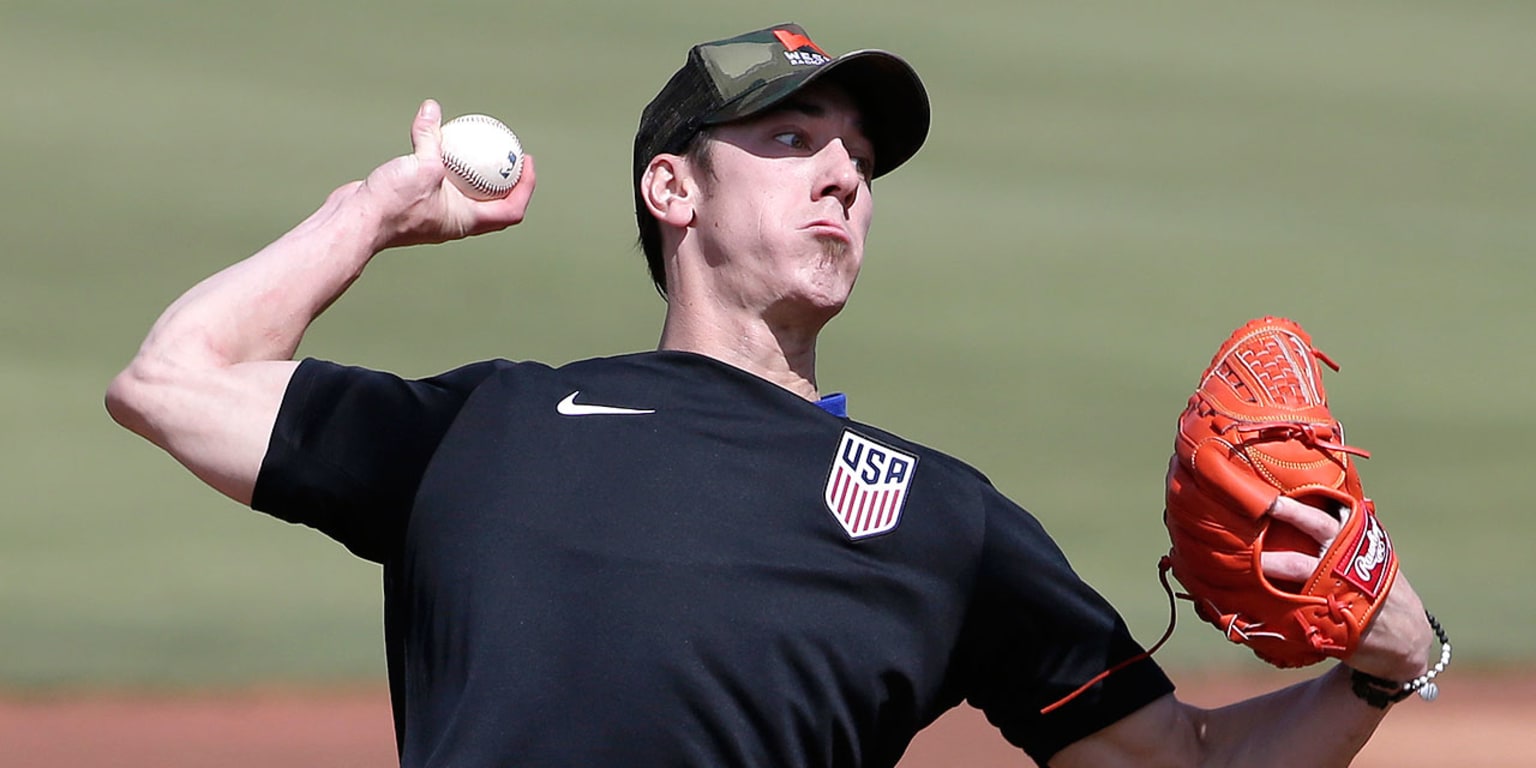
[803,219,851,242]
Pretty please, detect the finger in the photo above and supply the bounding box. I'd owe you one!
[468,154,538,228]
[410,99,443,160]
[1268,496,1343,545]
[500,154,537,213]
[1260,550,1319,583]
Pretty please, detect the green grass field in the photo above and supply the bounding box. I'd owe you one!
[3,0,1532,689]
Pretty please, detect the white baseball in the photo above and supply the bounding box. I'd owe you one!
[440,114,525,200]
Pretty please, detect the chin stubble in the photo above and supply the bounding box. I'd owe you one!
[817,236,849,262]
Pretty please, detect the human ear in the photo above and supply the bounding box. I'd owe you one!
[641,155,695,228]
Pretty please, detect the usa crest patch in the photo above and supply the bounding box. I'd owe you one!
[824,430,918,539]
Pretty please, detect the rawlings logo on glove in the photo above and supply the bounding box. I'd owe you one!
[1162,316,1399,668]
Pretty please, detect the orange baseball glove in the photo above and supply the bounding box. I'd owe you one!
[1162,316,1398,668]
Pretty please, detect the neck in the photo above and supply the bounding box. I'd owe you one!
[657,298,825,401]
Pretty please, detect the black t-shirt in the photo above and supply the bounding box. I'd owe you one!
[253,351,1172,767]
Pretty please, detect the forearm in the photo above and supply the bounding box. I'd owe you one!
[135,183,384,371]
[1193,665,1386,766]
[105,184,387,501]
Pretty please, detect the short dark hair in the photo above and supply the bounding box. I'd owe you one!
[632,23,929,297]
[635,128,713,296]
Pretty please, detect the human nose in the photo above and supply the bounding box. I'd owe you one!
[813,139,861,211]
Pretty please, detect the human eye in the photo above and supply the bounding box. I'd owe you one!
[851,155,874,182]
[772,130,809,150]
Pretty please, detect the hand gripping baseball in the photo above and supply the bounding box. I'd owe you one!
[356,99,537,250]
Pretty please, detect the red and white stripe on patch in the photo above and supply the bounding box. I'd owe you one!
[1332,505,1394,598]
[824,430,918,539]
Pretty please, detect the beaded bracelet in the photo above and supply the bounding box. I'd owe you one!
[1349,611,1451,709]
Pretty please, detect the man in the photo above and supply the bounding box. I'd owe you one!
[107,23,1432,767]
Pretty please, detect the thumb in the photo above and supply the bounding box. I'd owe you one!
[411,99,443,161]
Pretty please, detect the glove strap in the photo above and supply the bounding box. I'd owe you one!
[1348,610,1451,709]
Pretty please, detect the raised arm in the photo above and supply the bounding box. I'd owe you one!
[105,99,537,504]
[1050,497,1434,767]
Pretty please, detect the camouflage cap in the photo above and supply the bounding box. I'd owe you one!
[633,23,930,293]
[634,23,930,183]
[632,22,921,188]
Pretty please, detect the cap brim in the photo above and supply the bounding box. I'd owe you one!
[704,49,930,179]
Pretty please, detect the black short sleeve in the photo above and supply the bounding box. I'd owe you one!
[251,358,505,563]
[960,489,1174,763]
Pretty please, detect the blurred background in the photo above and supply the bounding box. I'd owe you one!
[2,0,1531,751]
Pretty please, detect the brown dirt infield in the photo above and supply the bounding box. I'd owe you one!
[2,673,1529,767]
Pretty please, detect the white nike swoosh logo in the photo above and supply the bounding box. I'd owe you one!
[556,391,656,416]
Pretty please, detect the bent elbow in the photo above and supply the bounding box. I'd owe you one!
[105,356,178,441]
[105,363,152,436]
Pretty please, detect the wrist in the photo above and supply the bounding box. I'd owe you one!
[1350,654,1429,685]
[331,181,410,256]
[264,184,392,290]
[1346,611,1451,709]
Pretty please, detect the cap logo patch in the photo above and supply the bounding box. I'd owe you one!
[824,430,918,539]
[774,28,830,66]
